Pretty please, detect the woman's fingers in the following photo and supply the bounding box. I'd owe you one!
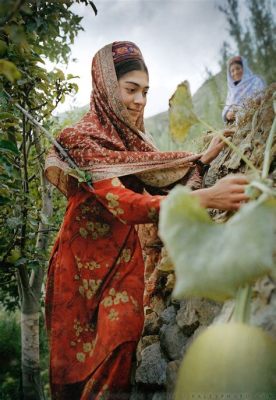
[223,128,235,137]
[230,193,250,201]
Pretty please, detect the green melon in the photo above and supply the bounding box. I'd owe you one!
[175,323,276,399]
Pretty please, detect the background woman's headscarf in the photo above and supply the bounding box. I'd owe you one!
[45,41,201,196]
[222,56,266,122]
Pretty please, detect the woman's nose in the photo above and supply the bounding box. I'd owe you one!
[134,92,145,105]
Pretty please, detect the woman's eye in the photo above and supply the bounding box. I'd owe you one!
[126,88,135,93]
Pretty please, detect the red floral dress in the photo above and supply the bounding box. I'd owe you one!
[45,176,164,399]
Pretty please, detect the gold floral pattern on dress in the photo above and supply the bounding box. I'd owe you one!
[76,339,96,363]
[79,278,102,300]
[73,319,94,337]
[76,352,86,362]
[116,248,131,264]
[108,308,119,321]
[105,192,124,216]
[79,221,110,240]
[79,227,88,238]
[111,177,122,187]
[75,256,101,271]
[101,288,129,308]
[86,221,110,239]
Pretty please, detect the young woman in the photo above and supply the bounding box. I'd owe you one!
[222,55,266,124]
[45,41,249,400]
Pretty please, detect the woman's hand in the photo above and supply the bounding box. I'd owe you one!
[200,130,234,164]
[226,110,235,122]
[192,174,249,211]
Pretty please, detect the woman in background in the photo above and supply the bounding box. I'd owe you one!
[222,55,266,124]
[45,41,249,400]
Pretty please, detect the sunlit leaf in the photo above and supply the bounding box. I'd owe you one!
[169,80,199,142]
[159,186,276,302]
[0,60,21,82]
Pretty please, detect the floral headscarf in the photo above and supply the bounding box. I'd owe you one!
[45,41,201,196]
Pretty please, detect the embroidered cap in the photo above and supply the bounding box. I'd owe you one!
[112,41,144,64]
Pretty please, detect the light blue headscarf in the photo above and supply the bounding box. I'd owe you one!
[222,56,266,123]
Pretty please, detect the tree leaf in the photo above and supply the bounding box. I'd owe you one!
[0,140,19,155]
[0,195,10,205]
[169,81,199,142]
[159,186,276,302]
[0,112,16,120]
[0,60,21,82]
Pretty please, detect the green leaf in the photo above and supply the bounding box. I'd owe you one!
[159,186,276,302]
[66,168,90,183]
[0,112,16,120]
[0,195,10,205]
[169,81,199,142]
[0,60,21,82]
[0,140,19,155]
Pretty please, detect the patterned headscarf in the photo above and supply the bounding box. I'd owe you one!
[45,41,201,196]
[222,56,266,122]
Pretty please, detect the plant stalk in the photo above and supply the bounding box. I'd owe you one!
[232,284,252,324]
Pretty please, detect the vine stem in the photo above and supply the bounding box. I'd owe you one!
[197,116,259,175]
[232,285,252,324]
[262,95,276,179]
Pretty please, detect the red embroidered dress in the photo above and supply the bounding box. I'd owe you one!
[45,41,202,399]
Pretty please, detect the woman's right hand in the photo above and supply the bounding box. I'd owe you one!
[192,174,250,211]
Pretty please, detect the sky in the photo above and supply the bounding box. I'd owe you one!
[53,0,235,118]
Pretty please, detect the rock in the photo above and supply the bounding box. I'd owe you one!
[160,324,188,361]
[176,298,221,335]
[152,391,167,400]
[160,306,176,325]
[135,343,167,386]
[176,300,200,336]
[143,310,162,335]
[166,360,181,400]
[136,335,160,363]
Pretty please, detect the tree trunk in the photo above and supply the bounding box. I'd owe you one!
[19,128,52,400]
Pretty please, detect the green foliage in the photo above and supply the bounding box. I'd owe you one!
[159,186,276,301]
[0,310,21,399]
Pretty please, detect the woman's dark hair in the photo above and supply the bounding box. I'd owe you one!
[230,60,243,68]
[115,59,148,80]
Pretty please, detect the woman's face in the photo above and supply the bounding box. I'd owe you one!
[118,70,149,125]
[230,63,243,82]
